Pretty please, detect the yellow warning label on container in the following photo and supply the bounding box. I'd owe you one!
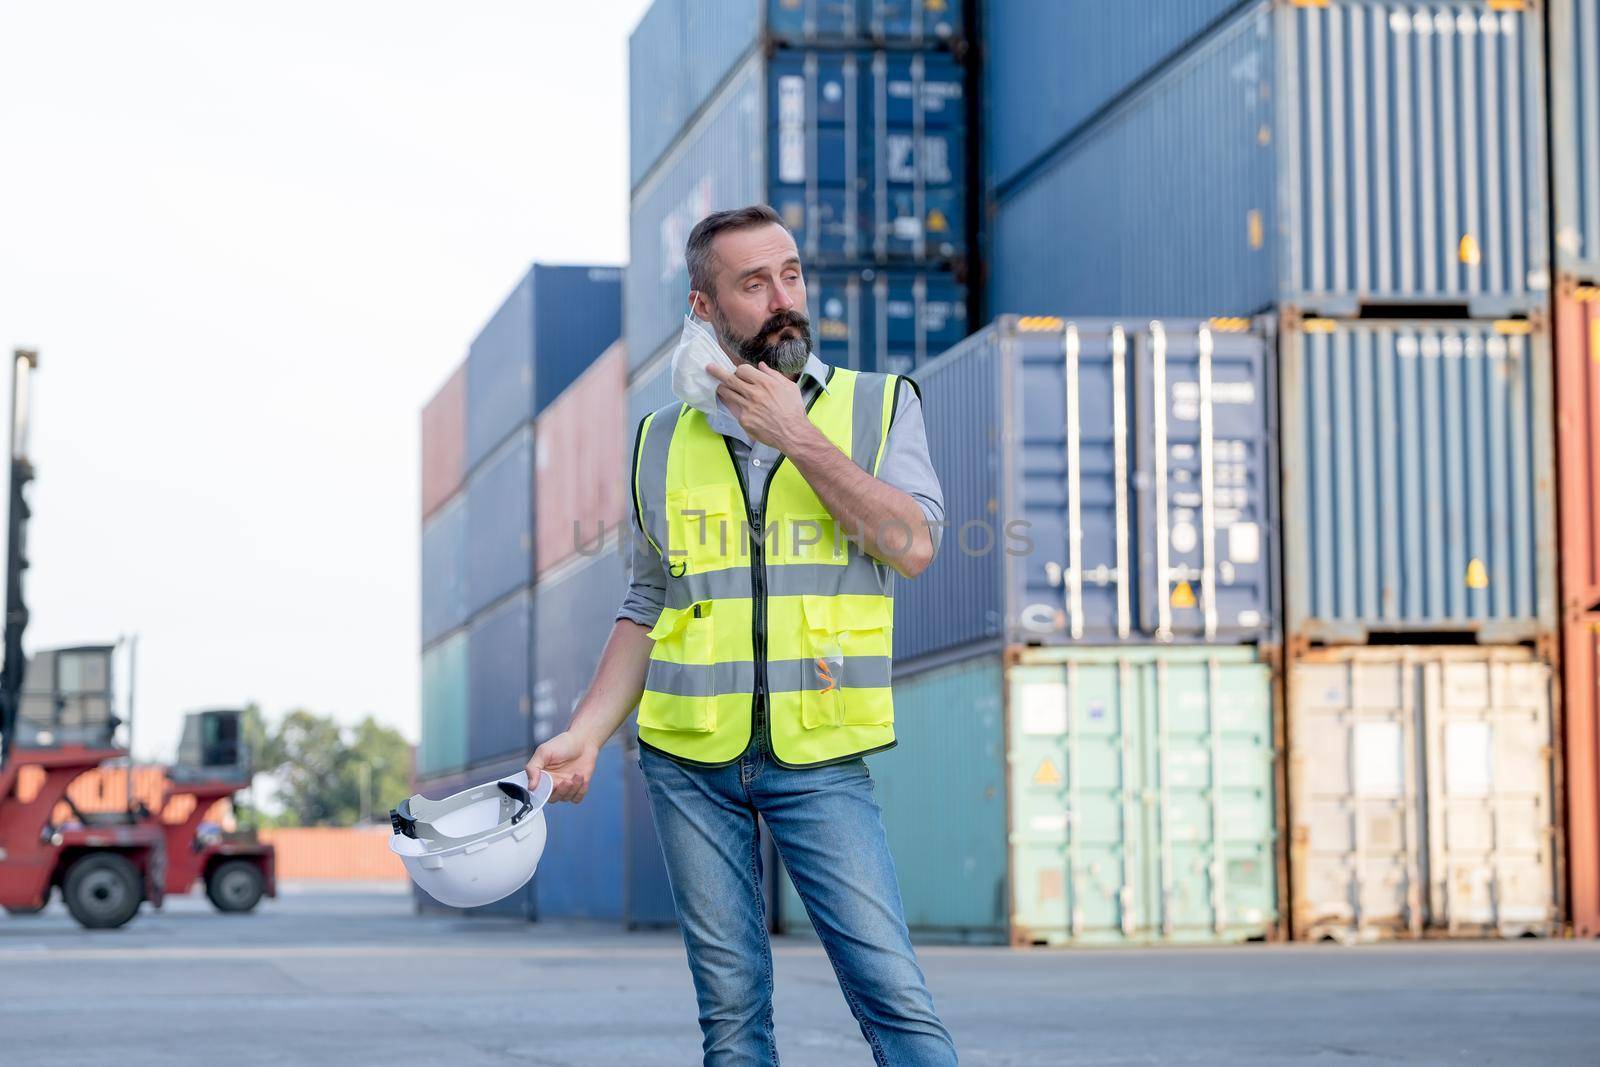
[1465,558,1489,589]
[927,0,947,10]
[927,208,948,232]
[1248,210,1264,250]
[1033,758,1062,786]
[1171,581,1197,609]
[1459,234,1482,265]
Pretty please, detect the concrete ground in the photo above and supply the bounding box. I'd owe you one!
[0,884,1595,1066]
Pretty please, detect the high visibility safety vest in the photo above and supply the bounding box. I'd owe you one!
[630,367,907,768]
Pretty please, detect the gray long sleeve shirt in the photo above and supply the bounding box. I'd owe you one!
[617,352,944,630]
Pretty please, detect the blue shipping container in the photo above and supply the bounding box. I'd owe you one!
[532,545,629,744]
[465,426,534,617]
[1280,318,1556,643]
[991,1,1549,320]
[1552,0,1600,281]
[420,495,468,647]
[467,591,534,767]
[809,267,968,374]
[895,316,1278,666]
[535,741,626,921]
[630,0,963,187]
[465,264,622,472]
[627,48,967,371]
[984,0,1249,194]
[624,744,678,927]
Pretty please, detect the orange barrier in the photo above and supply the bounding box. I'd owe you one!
[259,826,406,881]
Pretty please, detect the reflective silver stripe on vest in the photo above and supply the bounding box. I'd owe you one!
[644,656,893,697]
[634,402,681,555]
[664,561,891,608]
[850,372,892,474]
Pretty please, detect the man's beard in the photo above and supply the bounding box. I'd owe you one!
[714,308,813,375]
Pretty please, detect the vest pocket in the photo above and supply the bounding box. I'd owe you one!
[798,595,894,730]
[639,602,717,733]
[665,484,740,574]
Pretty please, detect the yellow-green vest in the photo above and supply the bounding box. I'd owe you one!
[630,367,904,768]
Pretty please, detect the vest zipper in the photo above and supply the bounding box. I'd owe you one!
[723,369,832,759]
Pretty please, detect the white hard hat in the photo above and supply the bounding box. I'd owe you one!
[389,770,553,908]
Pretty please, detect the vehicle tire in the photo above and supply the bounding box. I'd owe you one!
[206,859,265,913]
[63,853,142,930]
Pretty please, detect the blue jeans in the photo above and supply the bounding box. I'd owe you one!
[638,740,958,1066]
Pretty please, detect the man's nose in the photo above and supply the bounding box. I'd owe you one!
[769,285,796,313]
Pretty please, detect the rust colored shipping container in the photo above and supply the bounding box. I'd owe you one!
[1563,614,1600,938]
[535,340,629,578]
[421,362,467,520]
[1557,283,1600,615]
[258,826,407,881]
[1556,279,1600,938]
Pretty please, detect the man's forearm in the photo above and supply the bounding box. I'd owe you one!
[567,619,654,747]
[785,423,934,577]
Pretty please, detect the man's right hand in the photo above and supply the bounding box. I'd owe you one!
[526,731,600,804]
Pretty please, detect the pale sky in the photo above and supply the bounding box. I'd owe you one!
[0,0,652,760]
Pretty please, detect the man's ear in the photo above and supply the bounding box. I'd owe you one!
[688,291,712,321]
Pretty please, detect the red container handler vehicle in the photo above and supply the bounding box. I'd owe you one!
[0,743,166,927]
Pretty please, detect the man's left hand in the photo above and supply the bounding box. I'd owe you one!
[709,361,818,453]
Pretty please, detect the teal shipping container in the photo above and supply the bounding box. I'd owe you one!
[417,631,469,785]
[780,647,1280,945]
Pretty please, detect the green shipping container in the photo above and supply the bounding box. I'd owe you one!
[780,647,1279,946]
[419,632,469,778]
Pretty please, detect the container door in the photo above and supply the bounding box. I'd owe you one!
[1422,656,1557,936]
[1145,656,1276,943]
[1135,323,1275,642]
[771,51,861,261]
[1011,322,1135,645]
[866,51,966,262]
[1009,660,1142,944]
[1290,656,1423,941]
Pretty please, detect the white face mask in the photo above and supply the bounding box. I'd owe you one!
[670,314,736,417]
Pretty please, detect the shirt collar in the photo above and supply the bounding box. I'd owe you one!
[707,353,832,443]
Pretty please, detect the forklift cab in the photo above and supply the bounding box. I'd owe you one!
[0,645,166,928]
[161,709,275,912]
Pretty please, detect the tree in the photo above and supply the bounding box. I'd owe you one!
[265,709,413,827]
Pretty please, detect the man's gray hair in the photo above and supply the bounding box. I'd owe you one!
[685,204,787,296]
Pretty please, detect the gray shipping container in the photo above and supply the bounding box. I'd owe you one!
[990,1,1549,320]
[1280,318,1556,644]
[896,316,1278,666]
[532,544,629,744]
[1552,0,1600,281]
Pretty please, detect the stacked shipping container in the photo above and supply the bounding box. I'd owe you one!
[414,263,624,918]
[782,315,1287,946]
[965,0,1564,943]
[626,0,972,379]
[1553,0,1600,941]
[988,1,1550,320]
